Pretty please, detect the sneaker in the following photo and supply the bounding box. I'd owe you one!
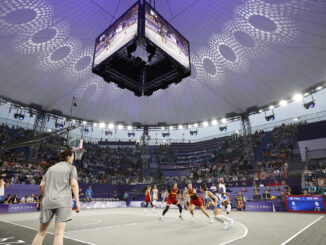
[179,215,183,220]
[159,216,164,221]
[153,208,157,213]
[229,218,234,227]
[223,221,231,230]
[209,218,214,224]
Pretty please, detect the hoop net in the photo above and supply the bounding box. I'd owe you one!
[73,148,85,160]
[72,139,84,160]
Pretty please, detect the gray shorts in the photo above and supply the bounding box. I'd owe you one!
[40,207,72,223]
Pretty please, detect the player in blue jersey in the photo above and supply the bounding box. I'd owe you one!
[200,184,233,229]
[218,178,234,229]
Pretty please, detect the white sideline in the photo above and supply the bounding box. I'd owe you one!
[65,222,140,233]
[1,220,96,245]
[220,221,248,245]
[280,216,323,245]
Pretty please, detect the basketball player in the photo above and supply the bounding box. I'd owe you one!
[31,149,80,245]
[219,178,233,228]
[152,185,159,213]
[144,186,152,209]
[185,183,213,223]
[200,184,233,229]
[159,183,183,221]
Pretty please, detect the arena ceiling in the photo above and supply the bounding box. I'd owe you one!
[0,0,326,125]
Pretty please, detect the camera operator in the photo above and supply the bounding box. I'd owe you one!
[0,171,10,203]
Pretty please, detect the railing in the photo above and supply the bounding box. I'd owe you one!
[1,110,326,145]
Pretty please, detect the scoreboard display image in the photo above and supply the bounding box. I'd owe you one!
[285,195,326,213]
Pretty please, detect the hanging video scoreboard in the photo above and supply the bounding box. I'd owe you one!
[285,195,326,213]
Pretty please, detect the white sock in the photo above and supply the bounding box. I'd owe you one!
[215,215,225,223]
[227,204,231,212]
[225,216,232,222]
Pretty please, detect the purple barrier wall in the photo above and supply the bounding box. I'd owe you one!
[5,184,40,199]
[0,203,37,213]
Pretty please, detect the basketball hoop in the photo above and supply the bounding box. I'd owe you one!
[73,148,85,160]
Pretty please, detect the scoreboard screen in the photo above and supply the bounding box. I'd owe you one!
[285,195,326,213]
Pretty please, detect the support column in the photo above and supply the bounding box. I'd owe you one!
[241,114,255,165]
[28,112,46,162]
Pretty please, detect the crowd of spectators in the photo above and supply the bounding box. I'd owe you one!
[261,124,297,160]
[303,162,326,196]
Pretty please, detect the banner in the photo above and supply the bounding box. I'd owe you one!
[0,204,8,213]
[245,201,274,212]
[0,204,38,213]
[129,201,178,209]
[80,201,126,209]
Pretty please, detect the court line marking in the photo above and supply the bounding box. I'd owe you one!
[280,215,323,245]
[66,222,140,233]
[220,221,248,245]
[1,220,96,245]
[74,218,102,227]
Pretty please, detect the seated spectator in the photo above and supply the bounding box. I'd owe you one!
[20,195,29,204]
[259,182,264,187]
[266,186,271,192]
[12,194,19,204]
[3,194,12,204]
[263,190,271,200]
[253,191,261,200]
[28,194,34,203]
[308,183,317,194]
[275,185,281,191]
[317,177,324,188]
[113,189,118,199]
[241,187,246,192]
[210,183,217,193]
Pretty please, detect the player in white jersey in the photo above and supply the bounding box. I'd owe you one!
[200,184,233,229]
[152,185,159,213]
[218,178,233,229]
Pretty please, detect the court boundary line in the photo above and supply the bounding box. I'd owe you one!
[220,221,248,245]
[1,220,96,245]
[280,215,323,245]
[65,222,140,233]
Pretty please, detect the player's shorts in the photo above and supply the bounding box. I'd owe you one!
[145,196,151,203]
[221,196,228,203]
[167,197,179,205]
[40,207,72,223]
[190,198,203,207]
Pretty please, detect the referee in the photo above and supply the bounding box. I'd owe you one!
[32,149,81,245]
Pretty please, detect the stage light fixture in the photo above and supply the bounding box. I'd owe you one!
[316,86,323,91]
[14,113,19,119]
[162,132,170,138]
[128,132,135,137]
[221,118,227,124]
[265,114,275,121]
[118,124,123,130]
[190,130,198,136]
[85,128,89,134]
[19,115,24,121]
[108,123,115,129]
[58,124,64,129]
[304,101,315,109]
[202,121,209,127]
[105,131,113,136]
[219,126,227,132]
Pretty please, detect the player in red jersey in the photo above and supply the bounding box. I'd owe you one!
[159,183,183,221]
[185,183,213,223]
[144,186,153,209]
